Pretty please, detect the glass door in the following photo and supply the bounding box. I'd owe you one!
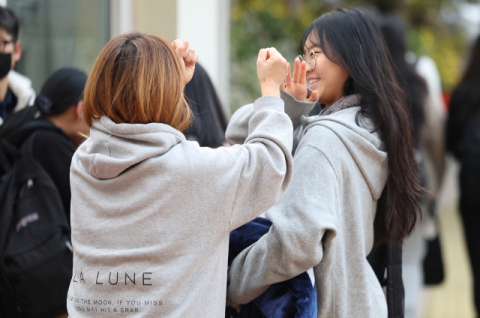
[7,0,110,92]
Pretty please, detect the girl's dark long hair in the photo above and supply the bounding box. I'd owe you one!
[185,63,228,148]
[447,34,480,155]
[380,17,427,147]
[301,8,422,246]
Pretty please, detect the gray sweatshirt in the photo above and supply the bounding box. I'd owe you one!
[226,91,389,318]
[66,96,293,317]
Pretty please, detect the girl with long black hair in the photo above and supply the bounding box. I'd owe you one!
[226,8,422,317]
[446,33,480,316]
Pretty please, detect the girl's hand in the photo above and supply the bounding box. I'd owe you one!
[172,39,199,85]
[281,58,318,102]
[256,47,289,97]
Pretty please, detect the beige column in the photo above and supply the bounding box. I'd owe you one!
[177,0,231,113]
[110,0,134,38]
[134,0,177,43]
[113,0,230,114]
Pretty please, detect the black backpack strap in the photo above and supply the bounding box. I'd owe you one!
[367,242,405,318]
[0,120,57,175]
[0,140,19,174]
[20,128,43,157]
[386,242,404,318]
[367,243,388,286]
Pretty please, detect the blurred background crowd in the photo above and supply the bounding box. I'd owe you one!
[0,0,479,317]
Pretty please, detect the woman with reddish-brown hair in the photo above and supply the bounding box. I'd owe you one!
[66,33,293,317]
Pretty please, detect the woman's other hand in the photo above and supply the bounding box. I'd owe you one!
[172,39,199,85]
[257,48,289,97]
[281,58,318,102]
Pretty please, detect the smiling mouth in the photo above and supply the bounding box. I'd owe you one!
[308,79,319,85]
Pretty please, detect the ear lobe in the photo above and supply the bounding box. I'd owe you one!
[75,100,84,119]
[13,40,22,62]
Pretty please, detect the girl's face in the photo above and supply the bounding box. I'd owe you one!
[304,36,350,107]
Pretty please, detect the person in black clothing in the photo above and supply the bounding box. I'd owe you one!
[0,67,88,222]
[184,63,228,147]
[446,34,480,316]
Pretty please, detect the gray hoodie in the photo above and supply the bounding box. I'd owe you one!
[66,96,293,317]
[226,91,389,318]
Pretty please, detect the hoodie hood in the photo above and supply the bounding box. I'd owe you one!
[9,70,36,111]
[77,116,186,180]
[301,105,388,201]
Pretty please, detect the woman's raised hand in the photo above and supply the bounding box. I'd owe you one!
[281,58,318,102]
[257,48,289,97]
[172,39,199,85]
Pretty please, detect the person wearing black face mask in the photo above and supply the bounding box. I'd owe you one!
[0,7,35,125]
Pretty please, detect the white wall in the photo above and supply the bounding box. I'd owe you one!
[134,0,177,43]
[177,0,230,113]
[110,0,231,113]
[110,0,134,38]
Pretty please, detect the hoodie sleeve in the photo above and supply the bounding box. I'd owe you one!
[227,96,294,230]
[226,90,316,145]
[227,144,339,307]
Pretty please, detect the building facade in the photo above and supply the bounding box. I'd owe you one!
[3,0,230,112]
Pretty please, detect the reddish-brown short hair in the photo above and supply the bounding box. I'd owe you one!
[83,33,192,131]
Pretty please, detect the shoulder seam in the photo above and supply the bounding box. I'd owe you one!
[298,144,339,183]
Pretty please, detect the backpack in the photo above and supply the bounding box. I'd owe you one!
[0,120,72,318]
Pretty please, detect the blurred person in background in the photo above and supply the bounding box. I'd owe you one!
[0,67,89,221]
[0,67,87,318]
[446,33,480,317]
[381,16,446,318]
[185,63,228,147]
[0,6,35,125]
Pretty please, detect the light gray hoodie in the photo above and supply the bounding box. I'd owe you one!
[66,96,293,317]
[226,91,389,318]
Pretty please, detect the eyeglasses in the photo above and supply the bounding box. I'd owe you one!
[296,50,318,70]
[0,39,14,53]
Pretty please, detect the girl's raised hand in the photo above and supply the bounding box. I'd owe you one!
[257,47,289,97]
[172,39,199,85]
[281,58,318,102]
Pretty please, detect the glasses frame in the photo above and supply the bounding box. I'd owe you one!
[296,50,318,70]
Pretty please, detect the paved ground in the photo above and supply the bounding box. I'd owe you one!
[422,158,476,318]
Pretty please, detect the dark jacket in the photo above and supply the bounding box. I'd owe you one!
[29,119,75,221]
[226,217,317,318]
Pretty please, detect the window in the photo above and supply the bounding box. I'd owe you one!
[8,0,109,92]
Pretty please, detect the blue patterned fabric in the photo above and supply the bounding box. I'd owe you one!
[226,218,317,318]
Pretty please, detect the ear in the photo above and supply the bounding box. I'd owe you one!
[12,40,22,63]
[74,100,84,120]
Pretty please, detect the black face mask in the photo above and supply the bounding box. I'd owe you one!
[0,53,12,79]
